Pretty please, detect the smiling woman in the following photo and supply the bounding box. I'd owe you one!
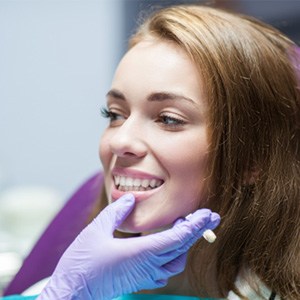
[2,3,300,300]
[96,4,300,299]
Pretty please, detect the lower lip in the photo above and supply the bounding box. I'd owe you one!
[111,183,163,202]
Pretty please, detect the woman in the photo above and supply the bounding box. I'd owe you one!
[4,4,300,300]
[98,4,300,299]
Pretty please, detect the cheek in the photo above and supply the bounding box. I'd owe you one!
[99,133,111,170]
[99,133,113,203]
[163,133,209,205]
[164,134,209,176]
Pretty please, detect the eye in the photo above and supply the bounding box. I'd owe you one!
[157,113,186,128]
[100,106,125,124]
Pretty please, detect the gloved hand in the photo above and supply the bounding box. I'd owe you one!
[37,193,220,300]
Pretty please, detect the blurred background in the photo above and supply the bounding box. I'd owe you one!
[0,0,300,295]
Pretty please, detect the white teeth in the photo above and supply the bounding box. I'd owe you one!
[133,178,141,187]
[150,179,156,188]
[115,176,120,185]
[141,179,150,188]
[125,177,133,186]
[120,176,126,186]
[113,175,163,191]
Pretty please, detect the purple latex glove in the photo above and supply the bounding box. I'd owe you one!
[37,194,220,300]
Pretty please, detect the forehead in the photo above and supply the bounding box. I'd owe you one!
[111,39,206,105]
[115,39,194,76]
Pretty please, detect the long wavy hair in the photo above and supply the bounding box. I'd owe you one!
[95,4,300,299]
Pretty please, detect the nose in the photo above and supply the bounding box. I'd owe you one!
[109,117,147,158]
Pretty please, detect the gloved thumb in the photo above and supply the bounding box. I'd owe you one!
[93,193,135,235]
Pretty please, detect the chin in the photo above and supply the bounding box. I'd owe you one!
[117,215,172,235]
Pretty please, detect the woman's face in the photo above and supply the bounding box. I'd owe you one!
[100,38,210,233]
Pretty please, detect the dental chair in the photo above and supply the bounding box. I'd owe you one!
[3,172,104,296]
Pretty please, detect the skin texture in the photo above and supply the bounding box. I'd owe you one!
[100,38,210,233]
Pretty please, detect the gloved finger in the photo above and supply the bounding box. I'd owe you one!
[144,209,212,255]
[177,221,219,253]
[186,211,220,230]
[149,213,220,265]
[188,212,220,245]
[161,252,187,275]
[144,279,168,290]
[185,209,220,231]
[153,224,213,268]
[207,212,220,229]
[154,279,168,288]
[93,193,135,235]
[173,217,185,226]
[145,253,187,284]
[168,212,220,255]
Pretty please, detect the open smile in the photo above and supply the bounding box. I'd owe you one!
[114,175,164,192]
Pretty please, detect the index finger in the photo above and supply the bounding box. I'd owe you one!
[144,209,213,254]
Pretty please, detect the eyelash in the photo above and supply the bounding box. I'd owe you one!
[100,107,124,122]
[100,106,186,128]
[157,114,186,128]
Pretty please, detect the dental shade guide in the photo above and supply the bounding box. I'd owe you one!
[185,213,217,243]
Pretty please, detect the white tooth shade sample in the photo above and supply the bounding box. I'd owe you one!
[203,229,216,243]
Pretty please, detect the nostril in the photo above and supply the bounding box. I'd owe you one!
[124,152,136,157]
[110,143,147,158]
[109,136,147,158]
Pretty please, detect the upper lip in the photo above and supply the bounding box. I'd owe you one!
[111,167,164,181]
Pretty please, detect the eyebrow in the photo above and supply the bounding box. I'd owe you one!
[106,89,126,100]
[106,89,197,105]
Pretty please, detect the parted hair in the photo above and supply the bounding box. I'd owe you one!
[96,4,300,299]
